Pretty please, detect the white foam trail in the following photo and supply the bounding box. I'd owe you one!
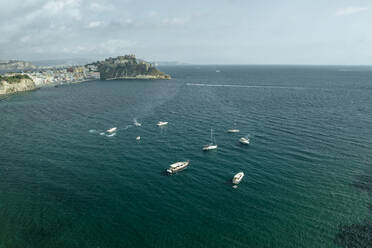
[133,118,142,127]
[89,129,96,133]
[100,132,105,136]
[186,83,307,90]
[122,125,132,130]
[106,133,116,137]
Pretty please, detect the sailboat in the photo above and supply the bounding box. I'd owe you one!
[203,128,218,151]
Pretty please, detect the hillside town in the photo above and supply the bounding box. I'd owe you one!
[3,66,100,87]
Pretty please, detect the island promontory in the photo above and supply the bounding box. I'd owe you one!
[91,55,171,80]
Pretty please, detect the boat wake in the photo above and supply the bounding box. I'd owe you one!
[186,83,308,90]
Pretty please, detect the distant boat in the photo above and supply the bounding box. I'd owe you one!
[157,121,168,126]
[216,70,220,72]
[134,119,142,127]
[107,127,117,133]
[136,136,141,140]
[239,137,250,145]
[227,129,240,133]
[167,161,189,174]
[232,172,244,184]
[203,128,218,151]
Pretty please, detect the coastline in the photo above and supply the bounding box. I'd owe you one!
[104,75,171,80]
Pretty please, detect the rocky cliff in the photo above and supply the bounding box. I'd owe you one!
[0,75,37,95]
[94,55,171,80]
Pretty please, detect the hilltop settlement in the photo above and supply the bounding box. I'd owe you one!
[0,55,171,95]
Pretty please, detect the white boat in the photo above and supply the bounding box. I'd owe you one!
[227,129,240,133]
[136,136,141,140]
[157,121,168,126]
[216,70,220,73]
[232,172,244,184]
[203,128,218,151]
[134,119,142,127]
[107,127,117,133]
[167,161,189,174]
[239,137,250,144]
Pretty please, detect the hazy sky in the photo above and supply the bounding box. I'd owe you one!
[0,0,371,64]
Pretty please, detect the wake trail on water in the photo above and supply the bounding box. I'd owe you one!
[186,83,309,90]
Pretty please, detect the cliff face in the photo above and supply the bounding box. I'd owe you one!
[0,76,37,95]
[96,55,171,80]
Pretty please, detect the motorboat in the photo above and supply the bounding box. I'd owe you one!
[232,172,244,184]
[167,161,189,174]
[203,128,217,151]
[157,121,168,126]
[136,136,141,140]
[107,127,117,133]
[227,129,240,133]
[239,137,250,144]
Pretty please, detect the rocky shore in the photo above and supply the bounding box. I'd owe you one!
[0,75,37,95]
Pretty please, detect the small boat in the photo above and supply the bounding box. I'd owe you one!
[107,127,117,133]
[167,161,189,174]
[203,128,218,151]
[136,136,141,140]
[216,70,220,73]
[157,121,168,126]
[227,129,240,133]
[232,172,244,184]
[239,137,250,144]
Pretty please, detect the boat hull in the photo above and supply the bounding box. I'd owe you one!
[167,161,189,174]
[232,172,244,184]
[157,122,168,126]
[203,145,218,151]
[227,130,240,133]
[239,138,250,145]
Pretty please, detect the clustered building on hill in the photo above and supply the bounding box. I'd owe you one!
[4,66,100,87]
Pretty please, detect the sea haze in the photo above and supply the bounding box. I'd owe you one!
[0,65,371,247]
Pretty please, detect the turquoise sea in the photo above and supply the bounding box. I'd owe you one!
[0,65,371,248]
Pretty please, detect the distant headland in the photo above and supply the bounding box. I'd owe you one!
[0,55,171,96]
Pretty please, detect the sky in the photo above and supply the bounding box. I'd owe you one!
[0,0,371,64]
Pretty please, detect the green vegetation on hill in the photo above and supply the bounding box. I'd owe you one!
[0,74,32,84]
[94,55,171,80]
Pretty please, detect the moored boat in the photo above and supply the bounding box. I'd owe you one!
[157,121,168,126]
[107,127,117,133]
[232,172,244,184]
[203,128,218,151]
[167,161,189,174]
[203,144,218,151]
[227,129,240,133]
[239,137,250,144]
